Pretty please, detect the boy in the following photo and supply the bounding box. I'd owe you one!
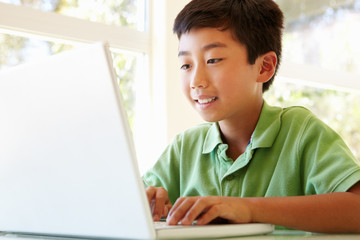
[143,0,360,233]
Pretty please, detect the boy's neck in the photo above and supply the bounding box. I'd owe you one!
[218,99,264,161]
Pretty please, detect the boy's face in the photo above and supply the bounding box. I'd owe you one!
[178,28,264,123]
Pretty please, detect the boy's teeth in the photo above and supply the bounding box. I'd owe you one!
[198,97,216,104]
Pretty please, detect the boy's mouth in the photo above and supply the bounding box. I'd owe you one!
[195,97,217,104]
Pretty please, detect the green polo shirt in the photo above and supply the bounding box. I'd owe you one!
[143,102,360,205]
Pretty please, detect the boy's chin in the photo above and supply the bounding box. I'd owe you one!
[199,116,220,123]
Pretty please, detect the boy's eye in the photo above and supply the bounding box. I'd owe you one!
[207,58,222,64]
[180,64,191,70]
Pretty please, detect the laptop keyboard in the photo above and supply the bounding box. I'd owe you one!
[154,221,177,229]
[154,221,198,229]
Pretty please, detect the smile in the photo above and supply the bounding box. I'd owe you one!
[196,97,217,104]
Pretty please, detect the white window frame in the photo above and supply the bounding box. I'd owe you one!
[0,2,150,52]
[278,61,360,93]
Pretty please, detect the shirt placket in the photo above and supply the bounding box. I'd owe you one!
[219,144,255,196]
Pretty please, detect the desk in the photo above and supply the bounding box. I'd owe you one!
[1,231,360,240]
[219,230,360,240]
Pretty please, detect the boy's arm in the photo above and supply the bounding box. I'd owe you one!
[250,182,360,233]
[167,181,360,233]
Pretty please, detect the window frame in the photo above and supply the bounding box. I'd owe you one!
[0,2,150,53]
[277,61,360,93]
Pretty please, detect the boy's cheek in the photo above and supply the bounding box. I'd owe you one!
[181,87,192,102]
[180,79,190,93]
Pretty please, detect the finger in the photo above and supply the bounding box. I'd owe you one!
[167,197,199,225]
[146,186,156,206]
[181,197,214,225]
[168,197,186,220]
[167,197,185,218]
[196,204,222,225]
[152,188,169,221]
[162,202,173,217]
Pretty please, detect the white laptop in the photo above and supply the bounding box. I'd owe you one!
[0,42,273,239]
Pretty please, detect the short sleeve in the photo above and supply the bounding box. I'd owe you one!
[299,115,360,195]
[142,135,181,204]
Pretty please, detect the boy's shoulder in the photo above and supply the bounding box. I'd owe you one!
[253,103,336,154]
[254,103,320,142]
[263,103,316,123]
[280,105,326,129]
[282,105,315,119]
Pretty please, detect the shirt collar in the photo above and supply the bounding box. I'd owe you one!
[251,101,282,149]
[202,101,282,154]
[203,122,223,154]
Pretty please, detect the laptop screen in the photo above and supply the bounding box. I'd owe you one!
[0,43,154,239]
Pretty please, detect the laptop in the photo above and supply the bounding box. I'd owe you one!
[0,42,273,239]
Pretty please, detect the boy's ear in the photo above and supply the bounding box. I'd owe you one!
[257,51,277,83]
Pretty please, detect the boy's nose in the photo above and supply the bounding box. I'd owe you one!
[190,67,208,89]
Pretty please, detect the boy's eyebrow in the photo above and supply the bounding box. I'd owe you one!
[178,42,227,57]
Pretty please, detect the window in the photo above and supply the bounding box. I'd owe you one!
[0,0,152,172]
[0,0,145,30]
[265,0,360,159]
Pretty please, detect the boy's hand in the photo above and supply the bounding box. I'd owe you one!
[146,186,172,221]
[166,196,252,225]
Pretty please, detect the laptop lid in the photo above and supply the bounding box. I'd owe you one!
[0,43,156,239]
